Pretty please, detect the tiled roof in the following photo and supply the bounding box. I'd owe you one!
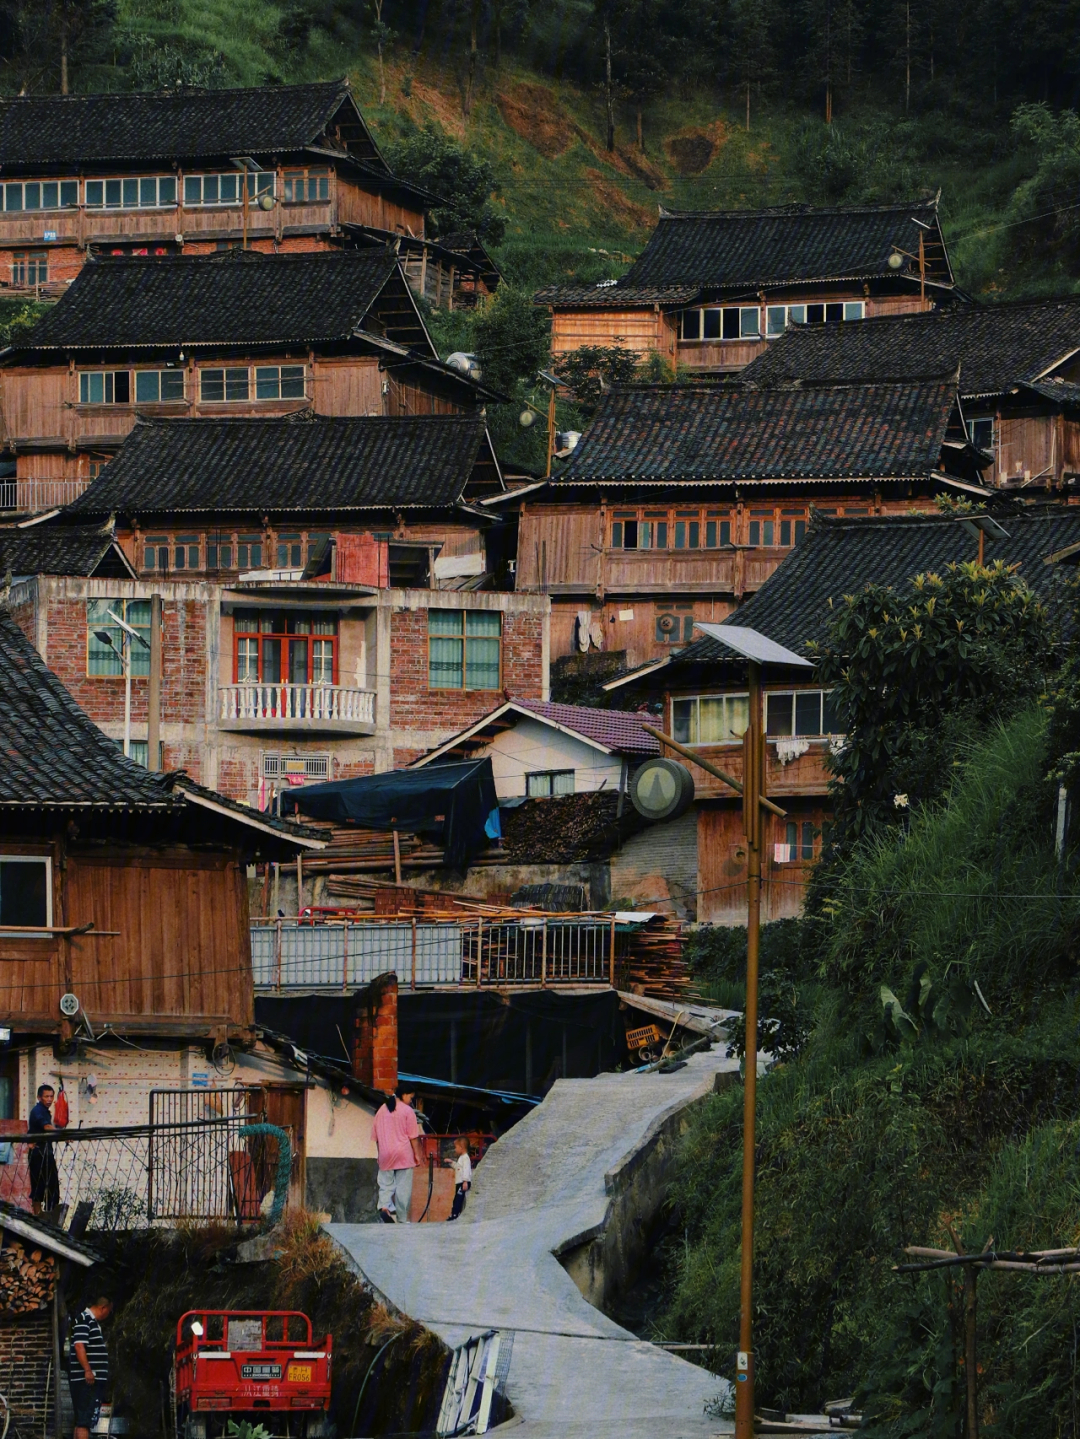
[0,80,392,172]
[516,699,660,754]
[662,507,1080,669]
[10,251,405,352]
[0,522,134,578]
[554,378,963,484]
[534,283,700,309]
[740,295,1080,399]
[64,414,496,518]
[620,199,952,291]
[0,1199,100,1264]
[0,606,179,809]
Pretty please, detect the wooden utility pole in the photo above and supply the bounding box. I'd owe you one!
[545,385,557,478]
[735,659,764,1437]
[147,593,162,771]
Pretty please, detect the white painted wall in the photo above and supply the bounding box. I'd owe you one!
[469,716,625,798]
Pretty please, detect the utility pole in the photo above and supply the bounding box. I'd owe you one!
[147,593,162,771]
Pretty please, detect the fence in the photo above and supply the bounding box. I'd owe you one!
[0,477,87,514]
[250,916,625,991]
[0,1113,289,1232]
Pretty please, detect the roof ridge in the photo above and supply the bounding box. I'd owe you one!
[656,197,939,221]
[0,78,349,105]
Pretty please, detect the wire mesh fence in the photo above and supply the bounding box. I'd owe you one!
[0,1115,289,1233]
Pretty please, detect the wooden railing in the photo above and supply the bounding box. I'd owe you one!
[0,477,88,514]
[219,684,375,726]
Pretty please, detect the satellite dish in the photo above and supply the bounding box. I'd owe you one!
[258,193,276,212]
[59,993,80,1017]
[630,758,695,823]
[887,251,904,270]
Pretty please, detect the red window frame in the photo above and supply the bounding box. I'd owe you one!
[233,612,338,686]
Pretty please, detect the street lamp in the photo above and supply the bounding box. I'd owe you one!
[518,370,562,477]
[95,609,150,759]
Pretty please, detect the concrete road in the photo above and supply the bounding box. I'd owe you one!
[328,1046,738,1438]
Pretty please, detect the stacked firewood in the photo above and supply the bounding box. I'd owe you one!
[0,1237,56,1312]
[618,915,691,1000]
[299,824,446,873]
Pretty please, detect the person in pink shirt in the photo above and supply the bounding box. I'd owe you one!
[373,1087,424,1223]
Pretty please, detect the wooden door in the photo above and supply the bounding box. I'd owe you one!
[264,1086,306,1210]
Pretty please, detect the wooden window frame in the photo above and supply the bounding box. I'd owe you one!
[671,693,749,746]
[78,370,131,405]
[281,168,331,204]
[3,180,78,213]
[428,610,503,692]
[233,611,339,687]
[12,250,48,286]
[764,689,840,738]
[134,369,185,404]
[182,171,273,208]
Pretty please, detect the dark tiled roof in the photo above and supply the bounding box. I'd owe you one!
[665,507,1080,668]
[740,295,1080,399]
[555,379,961,484]
[0,605,179,809]
[621,199,951,291]
[0,522,133,578]
[11,251,402,352]
[65,414,495,518]
[0,1199,100,1263]
[516,699,660,755]
[534,283,700,308]
[0,80,391,172]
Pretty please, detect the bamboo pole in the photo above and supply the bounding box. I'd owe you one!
[393,830,402,885]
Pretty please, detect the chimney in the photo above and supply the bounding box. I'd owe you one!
[353,971,398,1093]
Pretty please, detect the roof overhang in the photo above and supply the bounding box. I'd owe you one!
[177,786,326,849]
[0,1208,97,1265]
[602,655,674,691]
[412,700,628,767]
[933,472,994,497]
[693,622,813,667]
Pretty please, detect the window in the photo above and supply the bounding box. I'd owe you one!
[656,605,695,644]
[680,305,761,341]
[237,534,263,569]
[276,535,303,569]
[749,511,775,547]
[526,770,575,798]
[85,175,176,209]
[200,368,250,403]
[2,180,78,212]
[88,458,111,480]
[968,417,995,451]
[234,611,337,686]
[765,690,840,738]
[12,251,47,286]
[613,508,730,550]
[207,534,234,570]
[255,366,305,401]
[182,172,273,207]
[262,753,332,782]
[134,369,185,403]
[282,169,330,203]
[428,610,501,690]
[671,693,749,745]
[705,512,732,548]
[143,535,169,570]
[173,534,200,570]
[0,856,51,929]
[778,821,816,862]
[673,512,700,549]
[766,301,863,337]
[79,370,130,405]
[87,598,151,677]
[126,740,164,770]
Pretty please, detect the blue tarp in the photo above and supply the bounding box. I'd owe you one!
[280,758,498,871]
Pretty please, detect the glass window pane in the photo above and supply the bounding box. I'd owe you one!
[61,181,78,207]
[780,520,791,547]
[843,301,863,321]
[5,184,21,212]
[801,821,815,860]
[766,306,786,336]
[681,310,700,341]
[317,175,329,200]
[161,370,185,401]
[823,691,840,734]
[705,520,716,548]
[697,697,727,743]
[687,521,699,548]
[655,522,668,548]
[113,370,129,404]
[725,695,749,738]
[184,176,201,205]
[806,303,824,324]
[674,521,686,549]
[552,771,575,796]
[313,640,334,683]
[611,521,623,548]
[42,182,58,209]
[85,180,102,208]
[23,183,39,210]
[465,611,501,636]
[825,302,843,323]
[465,636,500,690]
[220,174,237,204]
[795,519,807,543]
[279,366,305,399]
[703,309,722,340]
[639,522,651,550]
[135,371,160,403]
[722,308,740,339]
[749,521,760,546]
[766,693,794,737]
[140,177,156,206]
[788,305,806,325]
[429,635,463,688]
[672,699,692,743]
[105,179,122,208]
[201,369,224,402]
[122,178,138,207]
[429,610,463,636]
[203,174,219,203]
[225,369,249,401]
[740,307,761,337]
[527,772,552,798]
[159,175,176,205]
[762,520,774,546]
[255,367,280,400]
[795,691,822,736]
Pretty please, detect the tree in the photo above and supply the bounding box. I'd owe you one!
[384,125,507,244]
[809,559,1051,851]
[555,344,639,415]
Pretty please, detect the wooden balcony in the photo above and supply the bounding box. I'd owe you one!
[0,476,87,516]
[219,683,376,734]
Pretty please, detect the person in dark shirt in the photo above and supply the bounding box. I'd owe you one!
[69,1296,112,1439]
[28,1084,59,1214]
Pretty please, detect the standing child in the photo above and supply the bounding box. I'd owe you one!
[448,1136,472,1221]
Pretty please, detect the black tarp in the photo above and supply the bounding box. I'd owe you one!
[280,758,497,870]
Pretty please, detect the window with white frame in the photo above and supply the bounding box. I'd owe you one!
[182,172,273,206]
[85,176,177,209]
[79,370,130,405]
[766,301,864,337]
[134,369,185,403]
[2,180,78,211]
[526,770,575,798]
[968,417,995,451]
[679,305,761,342]
[0,856,51,928]
[671,693,749,745]
[765,690,840,737]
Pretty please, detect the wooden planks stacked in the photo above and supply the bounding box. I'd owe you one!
[0,1237,56,1313]
[619,915,690,1000]
[300,823,448,873]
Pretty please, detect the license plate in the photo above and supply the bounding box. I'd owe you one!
[287,1364,313,1384]
[241,1364,282,1381]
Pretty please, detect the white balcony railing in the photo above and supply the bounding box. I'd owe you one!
[219,684,375,726]
[0,478,88,514]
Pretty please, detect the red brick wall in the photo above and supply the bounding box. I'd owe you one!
[44,595,208,731]
[353,972,398,1093]
[0,1310,52,1434]
[388,607,544,731]
[9,595,36,647]
[184,235,331,257]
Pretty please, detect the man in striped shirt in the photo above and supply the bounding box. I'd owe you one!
[69,1297,112,1439]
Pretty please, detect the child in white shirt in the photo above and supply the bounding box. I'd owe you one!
[448,1136,472,1221]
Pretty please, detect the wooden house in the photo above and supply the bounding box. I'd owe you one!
[515,376,989,670]
[0,249,497,515]
[7,413,548,807]
[741,293,1080,492]
[0,80,496,311]
[536,198,958,373]
[604,505,1080,923]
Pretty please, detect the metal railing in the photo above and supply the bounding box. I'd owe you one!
[220,683,375,725]
[251,916,624,991]
[0,477,88,514]
[0,1113,289,1231]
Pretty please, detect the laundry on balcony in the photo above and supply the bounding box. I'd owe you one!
[281,758,499,872]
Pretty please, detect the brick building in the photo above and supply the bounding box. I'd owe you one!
[6,413,549,804]
[0,248,495,516]
[0,79,496,310]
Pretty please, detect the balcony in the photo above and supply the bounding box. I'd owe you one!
[0,477,88,516]
[218,683,376,734]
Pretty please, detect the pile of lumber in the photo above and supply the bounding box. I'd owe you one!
[0,1237,56,1312]
[299,823,447,873]
[620,914,690,1000]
